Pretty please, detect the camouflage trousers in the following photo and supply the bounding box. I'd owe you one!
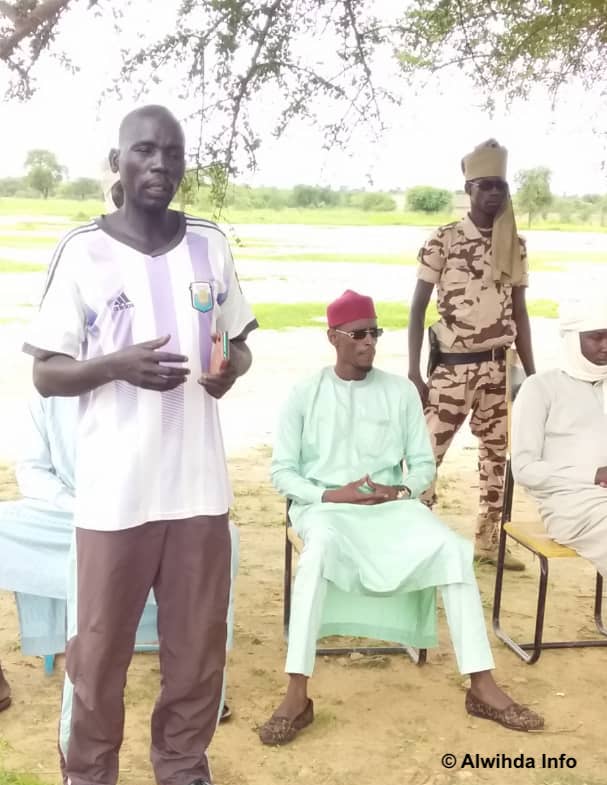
[421,359,507,548]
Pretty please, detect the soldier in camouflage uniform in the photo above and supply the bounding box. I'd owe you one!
[408,140,535,570]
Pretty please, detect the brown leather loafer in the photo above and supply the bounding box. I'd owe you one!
[466,689,544,731]
[258,699,314,746]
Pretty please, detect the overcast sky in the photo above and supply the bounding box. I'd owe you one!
[0,3,605,195]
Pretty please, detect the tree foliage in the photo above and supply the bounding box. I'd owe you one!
[398,0,607,108]
[0,175,22,196]
[407,185,452,213]
[514,167,553,227]
[291,184,340,208]
[61,176,101,200]
[1,0,401,208]
[24,147,63,197]
[2,1,602,111]
[351,191,396,211]
[1,1,604,212]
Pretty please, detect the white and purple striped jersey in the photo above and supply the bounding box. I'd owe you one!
[25,215,257,532]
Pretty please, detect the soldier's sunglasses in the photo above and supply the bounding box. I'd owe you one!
[334,327,384,340]
[470,178,508,192]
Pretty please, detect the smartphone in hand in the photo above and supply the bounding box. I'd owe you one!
[209,331,229,374]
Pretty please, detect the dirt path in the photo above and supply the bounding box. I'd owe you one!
[0,447,605,785]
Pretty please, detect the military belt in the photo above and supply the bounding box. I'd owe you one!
[437,347,508,365]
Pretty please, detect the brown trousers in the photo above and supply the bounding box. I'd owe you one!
[61,515,230,785]
[421,360,508,546]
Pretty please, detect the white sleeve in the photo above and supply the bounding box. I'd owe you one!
[16,395,75,512]
[24,245,86,358]
[216,237,257,340]
[512,377,596,490]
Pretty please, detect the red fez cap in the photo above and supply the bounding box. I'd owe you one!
[326,290,376,328]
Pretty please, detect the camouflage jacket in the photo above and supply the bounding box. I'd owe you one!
[416,215,528,353]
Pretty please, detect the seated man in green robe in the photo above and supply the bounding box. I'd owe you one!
[259,290,543,745]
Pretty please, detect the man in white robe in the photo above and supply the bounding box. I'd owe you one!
[258,290,543,745]
[0,391,240,718]
[512,290,607,571]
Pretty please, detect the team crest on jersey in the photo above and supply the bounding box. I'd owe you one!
[189,281,214,313]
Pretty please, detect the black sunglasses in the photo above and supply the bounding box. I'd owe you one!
[334,327,384,340]
[469,178,508,192]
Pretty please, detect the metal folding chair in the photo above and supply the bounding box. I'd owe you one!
[492,350,607,663]
[283,500,427,665]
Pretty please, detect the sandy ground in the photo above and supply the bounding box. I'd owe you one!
[0,445,606,785]
[1,222,606,784]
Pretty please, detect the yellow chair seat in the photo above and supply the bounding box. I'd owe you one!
[504,521,578,559]
[287,526,304,553]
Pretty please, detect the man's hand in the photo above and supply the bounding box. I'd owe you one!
[322,475,391,505]
[365,477,403,501]
[198,358,238,399]
[595,467,607,488]
[408,373,429,405]
[109,335,189,391]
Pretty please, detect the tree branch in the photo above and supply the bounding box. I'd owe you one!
[0,0,72,60]
[212,0,286,211]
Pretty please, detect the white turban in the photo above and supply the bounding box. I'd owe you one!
[559,290,607,411]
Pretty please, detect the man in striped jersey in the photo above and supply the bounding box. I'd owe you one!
[23,105,257,785]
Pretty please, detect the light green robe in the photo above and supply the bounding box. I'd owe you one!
[272,367,474,648]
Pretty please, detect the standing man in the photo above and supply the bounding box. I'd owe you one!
[23,105,257,785]
[408,139,534,570]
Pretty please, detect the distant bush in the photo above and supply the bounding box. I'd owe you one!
[0,177,24,197]
[360,192,396,211]
[346,191,396,211]
[60,178,102,201]
[407,186,452,213]
[290,184,340,208]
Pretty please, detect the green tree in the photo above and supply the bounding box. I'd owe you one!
[1,1,396,209]
[397,1,607,108]
[514,167,553,227]
[360,192,396,212]
[61,177,101,200]
[3,2,602,113]
[290,185,339,208]
[176,170,200,211]
[3,1,600,215]
[407,186,452,213]
[0,176,23,196]
[24,148,63,198]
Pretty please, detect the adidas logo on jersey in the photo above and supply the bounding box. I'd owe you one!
[111,292,134,312]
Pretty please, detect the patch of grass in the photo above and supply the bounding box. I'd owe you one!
[0,772,51,785]
[4,196,607,231]
[0,197,102,218]
[528,298,558,318]
[253,301,442,330]
[233,248,602,268]
[232,236,279,248]
[0,235,57,249]
[195,207,457,227]
[0,259,46,273]
[254,300,556,330]
[524,220,607,233]
[235,250,417,264]
[1,221,77,232]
